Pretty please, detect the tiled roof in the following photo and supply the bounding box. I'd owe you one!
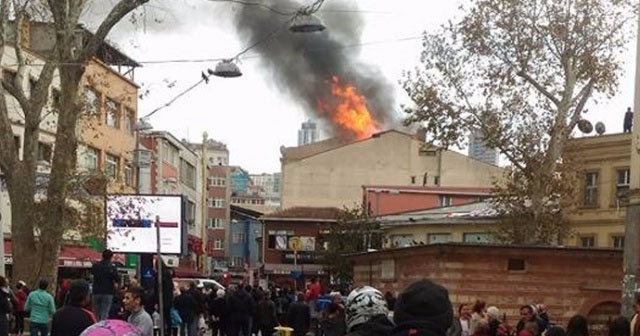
[262,206,346,221]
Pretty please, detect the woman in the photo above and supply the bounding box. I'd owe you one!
[566,315,589,336]
[0,276,11,336]
[470,300,488,335]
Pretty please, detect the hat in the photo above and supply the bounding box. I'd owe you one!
[345,286,388,331]
[17,281,26,287]
[487,306,500,319]
[393,279,453,334]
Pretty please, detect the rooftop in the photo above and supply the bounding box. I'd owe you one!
[262,206,346,221]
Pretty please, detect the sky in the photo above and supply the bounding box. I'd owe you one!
[82,0,638,174]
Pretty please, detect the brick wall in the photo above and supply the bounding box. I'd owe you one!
[351,244,622,332]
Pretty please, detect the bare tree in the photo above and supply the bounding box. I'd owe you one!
[402,0,636,244]
[0,0,148,285]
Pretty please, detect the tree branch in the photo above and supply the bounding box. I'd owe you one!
[516,70,561,106]
[79,0,149,62]
[0,0,17,172]
[568,78,595,130]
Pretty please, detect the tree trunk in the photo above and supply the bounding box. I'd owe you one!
[8,165,38,286]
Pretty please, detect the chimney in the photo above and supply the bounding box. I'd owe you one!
[416,127,427,142]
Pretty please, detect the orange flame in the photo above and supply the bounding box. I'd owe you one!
[318,76,380,139]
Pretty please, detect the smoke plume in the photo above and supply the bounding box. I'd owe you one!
[231,0,396,139]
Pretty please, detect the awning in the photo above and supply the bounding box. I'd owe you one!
[3,240,123,268]
[262,263,326,275]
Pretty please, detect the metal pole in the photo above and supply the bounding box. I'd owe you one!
[201,133,208,274]
[622,1,640,318]
[293,249,297,294]
[156,215,165,336]
[0,187,5,277]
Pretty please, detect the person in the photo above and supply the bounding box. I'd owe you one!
[91,249,120,321]
[208,289,227,336]
[391,279,453,336]
[320,302,347,336]
[256,291,279,336]
[447,304,472,336]
[343,286,391,336]
[624,107,633,133]
[13,280,28,336]
[607,316,629,336]
[25,278,56,336]
[486,306,501,336]
[50,279,96,336]
[469,300,488,335]
[287,294,311,336]
[384,292,396,312]
[516,305,546,336]
[124,286,154,336]
[307,278,322,316]
[0,276,12,336]
[173,286,198,336]
[566,315,589,336]
[227,285,255,336]
[546,326,567,336]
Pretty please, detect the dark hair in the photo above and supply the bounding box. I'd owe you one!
[102,249,113,260]
[609,316,630,336]
[547,326,567,336]
[126,286,145,302]
[458,303,469,315]
[0,276,7,288]
[38,279,49,290]
[67,280,90,306]
[297,293,306,302]
[472,300,486,314]
[567,315,589,336]
[520,305,534,314]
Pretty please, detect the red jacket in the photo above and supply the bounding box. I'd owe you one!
[14,288,27,312]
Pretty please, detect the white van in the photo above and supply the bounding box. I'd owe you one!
[174,278,225,292]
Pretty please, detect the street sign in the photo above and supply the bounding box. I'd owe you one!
[289,237,301,251]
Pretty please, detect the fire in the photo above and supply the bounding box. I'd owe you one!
[318,76,380,139]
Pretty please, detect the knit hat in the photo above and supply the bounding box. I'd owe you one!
[345,286,389,331]
[393,279,453,334]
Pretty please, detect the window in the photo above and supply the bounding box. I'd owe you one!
[105,154,119,180]
[232,257,244,267]
[410,176,416,184]
[207,198,225,208]
[208,218,224,229]
[390,234,414,248]
[232,232,246,244]
[124,165,133,186]
[584,172,599,206]
[463,232,490,243]
[427,233,451,244]
[439,195,453,207]
[84,87,99,116]
[37,142,52,163]
[84,146,99,171]
[612,235,624,249]
[616,169,630,197]
[180,159,196,189]
[124,108,135,135]
[507,259,526,271]
[186,201,196,224]
[214,239,223,250]
[210,177,227,186]
[162,142,179,167]
[105,98,119,128]
[580,235,595,247]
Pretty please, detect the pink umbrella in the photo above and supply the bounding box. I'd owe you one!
[80,319,144,336]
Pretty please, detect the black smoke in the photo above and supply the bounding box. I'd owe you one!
[231,0,396,139]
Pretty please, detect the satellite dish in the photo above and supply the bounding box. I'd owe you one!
[595,122,606,135]
[577,119,593,134]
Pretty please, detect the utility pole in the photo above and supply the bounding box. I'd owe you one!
[622,4,640,318]
[200,132,209,275]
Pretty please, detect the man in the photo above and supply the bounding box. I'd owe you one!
[51,279,96,336]
[447,303,472,336]
[625,107,633,133]
[124,286,153,336]
[287,294,311,336]
[516,305,546,336]
[174,285,198,336]
[391,279,453,336]
[25,279,56,336]
[91,249,120,321]
[343,286,392,336]
[306,277,322,316]
[227,285,255,336]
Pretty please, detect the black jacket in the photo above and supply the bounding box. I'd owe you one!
[346,314,394,336]
[90,260,119,295]
[287,302,311,336]
[174,292,198,324]
[392,320,449,336]
[208,295,227,321]
[256,299,278,328]
[227,289,255,320]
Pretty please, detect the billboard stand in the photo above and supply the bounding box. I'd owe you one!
[156,215,165,336]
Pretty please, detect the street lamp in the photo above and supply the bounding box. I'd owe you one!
[212,60,242,78]
[289,13,326,33]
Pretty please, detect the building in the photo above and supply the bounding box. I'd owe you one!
[230,166,251,194]
[363,185,492,216]
[0,22,141,275]
[229,205,263,284]
[250,172,282,209]
[189,139,231,274]
[468,129,499,166]
[260,207,343,289]
[138,131,205,276]
[350,243,621,334]
[297,120,319,146]
[281,130,504,209]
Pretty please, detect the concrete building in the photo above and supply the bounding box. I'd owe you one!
[468,129,499,166]
[138,131,205,275]
[229,205,263,284]
[363,185,492,216]
[351,243,621,334]
[230,166,251,194]
[250,172,282,209]
[297,120,319,146]
[281,130,503,209]
[189,139,231,274]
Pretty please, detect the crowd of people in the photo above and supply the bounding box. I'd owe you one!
[0,249,638,336]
